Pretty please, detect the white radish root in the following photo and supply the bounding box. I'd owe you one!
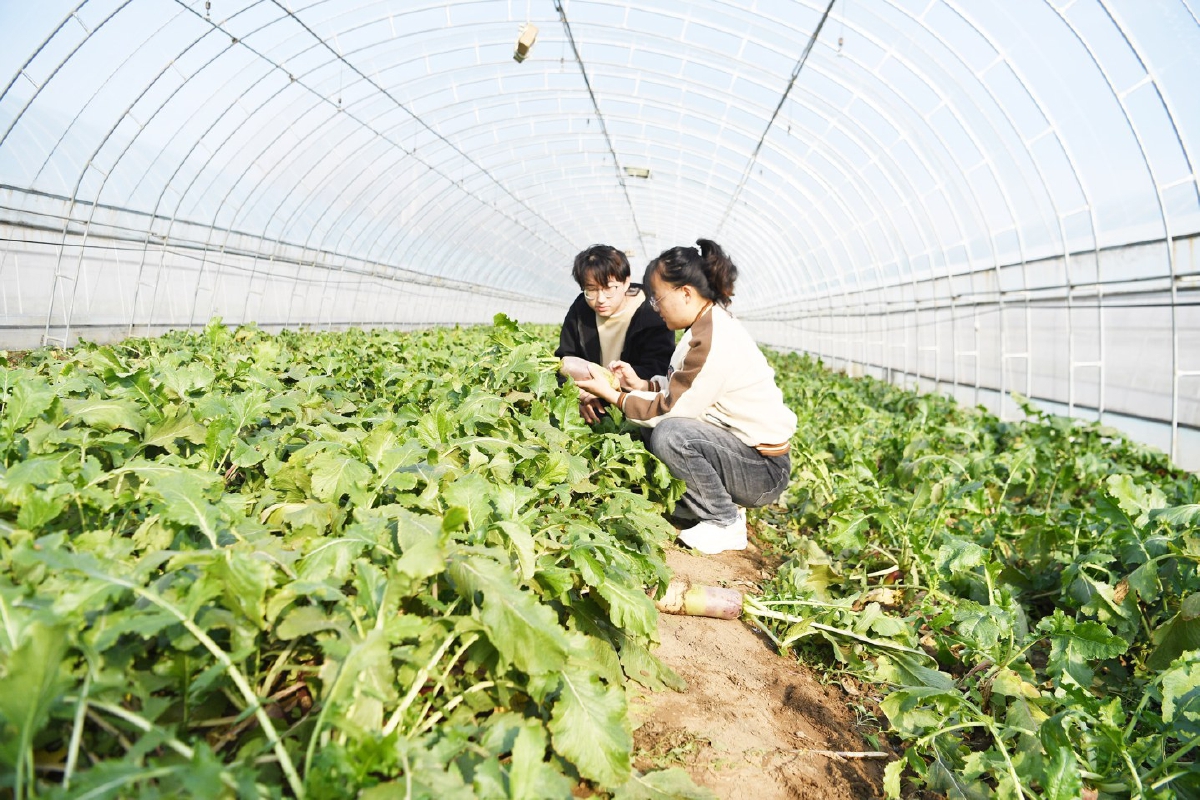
[653,580,743,619]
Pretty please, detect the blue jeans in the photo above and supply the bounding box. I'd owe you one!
[647,417,791,527]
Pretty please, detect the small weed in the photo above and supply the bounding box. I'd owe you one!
[634,730,710,770]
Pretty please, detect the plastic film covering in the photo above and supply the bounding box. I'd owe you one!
[0,0,1198,466]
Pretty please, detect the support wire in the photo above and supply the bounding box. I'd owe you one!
[554,0,648,256]
[716,0,838,235]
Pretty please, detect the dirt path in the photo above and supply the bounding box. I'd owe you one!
[631,536,892,800]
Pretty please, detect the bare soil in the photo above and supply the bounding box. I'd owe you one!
[630,530,893,800]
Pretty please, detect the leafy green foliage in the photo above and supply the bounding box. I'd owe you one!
[747,353,1200,798]
[0,316,691,798]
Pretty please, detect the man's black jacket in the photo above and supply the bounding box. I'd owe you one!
[555,285,675,380]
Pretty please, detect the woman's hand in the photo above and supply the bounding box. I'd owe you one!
[607,361,651,392]
[574,371,622,405]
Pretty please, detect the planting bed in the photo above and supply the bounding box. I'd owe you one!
[2,316,1198,799]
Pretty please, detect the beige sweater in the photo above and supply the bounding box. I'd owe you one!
[616,305,796,455]
[595,291,646,367]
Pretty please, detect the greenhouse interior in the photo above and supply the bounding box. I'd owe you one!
[2,1,1200,798]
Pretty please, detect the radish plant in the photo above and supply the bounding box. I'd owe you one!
[0,316,703,799]
[748,352,1200,799]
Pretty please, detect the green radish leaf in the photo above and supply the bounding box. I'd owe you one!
[613,768,715,800]
[158,359,216,399]
[549,662,631,786]
[16,489,67,530]
[953,604,1006,650]
[394,507,445,543]
[869,614,907,639]
[3,377,55,432]
[2,456,63,501]
[209,550,275,629]
[0,619,71,774]
[1038,715,1083,800]
[935,537,985,577]
[229,437,265,468]
[89,605,182,650]
[1126,560,1161,603]
[825,512,870,554]
[394,534,445,583]
[1037,611,1127,687]
[63,396,146,433]
[142,407,207,452]
[1106,473,1166,528]
[361,424,400,469]
[879,687,956,737]
[317,626,396,736]
[277,605,347,641]
[88,345,135,377]
[442,506,470,532]
[449,557,569,676]
[492,520,536,581]
[113,369,160,418]
[138,468,226,546]
[933,768,990,800]
[1150,504,1200,527]
[297,538,366,584]
[594,578,658,640]
[615,635,684,691]
[226,388,269,431]
[50,760,196,799]
[1148,599,1200,671]
[508,721,574,800]
[1077,573,1140,641]
[260,500,336,535]
[990,667,1040,700]
[883,758,905,799]
[308,452,372,503]
[441,472,494,530]
[876,652,955,691]
[1160,651,1200,728]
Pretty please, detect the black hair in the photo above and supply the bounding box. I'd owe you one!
[572,244,631,288]
[643,238,737,307]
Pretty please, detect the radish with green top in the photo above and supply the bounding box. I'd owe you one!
[559,355,621,390]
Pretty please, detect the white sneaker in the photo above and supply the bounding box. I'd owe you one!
[677,515,747,555]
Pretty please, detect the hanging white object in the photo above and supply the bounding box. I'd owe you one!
[514,23,538,62]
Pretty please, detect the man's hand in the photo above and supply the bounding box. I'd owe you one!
[578,391,606,424]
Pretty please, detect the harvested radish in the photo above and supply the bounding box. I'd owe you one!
[559,356,621,390]
[653,580,743,619]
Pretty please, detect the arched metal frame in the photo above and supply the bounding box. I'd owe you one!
[0,0,1198,465]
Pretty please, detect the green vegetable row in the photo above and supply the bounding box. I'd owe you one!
[750,351,1200,799]
[0,316,713,799]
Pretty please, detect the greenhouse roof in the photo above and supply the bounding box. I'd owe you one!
[3,0,1196,312]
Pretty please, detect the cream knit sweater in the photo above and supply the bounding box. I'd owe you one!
[616,304,796,455]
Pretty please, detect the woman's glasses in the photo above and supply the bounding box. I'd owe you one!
[648,285,683,311]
